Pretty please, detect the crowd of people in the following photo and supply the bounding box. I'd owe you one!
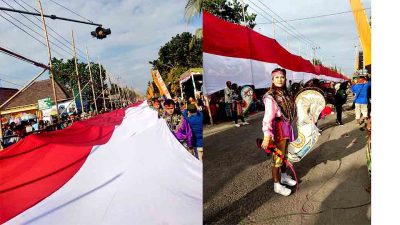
[0,105,129,149]
[147,96,204,162]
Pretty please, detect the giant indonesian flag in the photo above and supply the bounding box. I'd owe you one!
[0,102,202,224]
[203,11,349,95]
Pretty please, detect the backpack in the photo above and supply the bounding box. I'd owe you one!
[336,89,347,105]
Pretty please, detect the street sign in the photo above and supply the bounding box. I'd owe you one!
[38,98,53,110]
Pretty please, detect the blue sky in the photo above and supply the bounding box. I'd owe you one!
[0,0,201,94]
[246,0,371,78]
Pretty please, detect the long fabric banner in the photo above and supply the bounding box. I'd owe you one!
[0,102,202,224]
[350,0,371,67]
[203,11,349,95]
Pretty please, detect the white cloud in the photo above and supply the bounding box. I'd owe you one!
[0,0,200,93]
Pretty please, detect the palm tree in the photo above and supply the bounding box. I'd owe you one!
[185,0,203,49]
[184,0,203,22]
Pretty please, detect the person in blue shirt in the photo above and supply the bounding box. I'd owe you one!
[351,76,371,126]
[183,104,203,161]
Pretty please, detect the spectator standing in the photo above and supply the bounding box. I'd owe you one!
[351,76,370,126]
[183,104,203,161]
[162,99,194,155]
[334,82,348,125]
[231,83,249,127]
[224,81,233,118]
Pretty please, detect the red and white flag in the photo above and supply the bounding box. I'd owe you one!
[203,11,348,95]
[0,102,202,225]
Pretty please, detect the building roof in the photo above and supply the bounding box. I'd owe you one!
[1,79,71,110]
[179,68,203,83]
[0,87,19,106]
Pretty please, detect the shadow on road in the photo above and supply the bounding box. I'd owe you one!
[311,166,371,225]
[295,120,367,185]
[204,179,274,225]
[204,113,368,224]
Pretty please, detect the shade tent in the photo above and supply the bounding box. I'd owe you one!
[203,11,349,95]
[0,102,202,225]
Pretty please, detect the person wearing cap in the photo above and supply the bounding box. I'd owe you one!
[183,104,203,161]
[162,99,193,154]
[261,68,297,196]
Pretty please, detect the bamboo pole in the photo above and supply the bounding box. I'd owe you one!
[204,95,213,126]
[37,0,59,119]
[107,71,114,110]
[71,30,84,113]
[115,77,123,107]
[85,47,98,114]
[98,57,106,110]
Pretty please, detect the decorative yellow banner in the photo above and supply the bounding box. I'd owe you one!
[147,82,154,99]
[350,0,371,67]
[150,69,172,99]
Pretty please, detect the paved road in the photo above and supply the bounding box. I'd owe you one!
[204,106,371,225]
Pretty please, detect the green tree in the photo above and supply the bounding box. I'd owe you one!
[149,32,202,96]
[203,0,257,29]
[51,57,112,108]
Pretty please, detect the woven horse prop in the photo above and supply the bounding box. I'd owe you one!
[257,88,326,163]
[256,88,326,190]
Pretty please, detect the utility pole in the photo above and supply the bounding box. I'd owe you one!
[37,0,59,119]
[85,47,98,114]
[71,30,84,114]
[98,57,106,111]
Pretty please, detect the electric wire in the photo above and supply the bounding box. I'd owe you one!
[10,0,87,60]
[48,0,94,23]
[2,0,80,60]
[248,0,344,67]
[17,0,90,60]
[0,9,72,59]
[257,8,371,25]
[254,0,318,47]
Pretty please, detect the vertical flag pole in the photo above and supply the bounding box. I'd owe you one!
[85,47,98,114]
[71,30,84,114]
[97,57,107,110]
[37,0,59,119]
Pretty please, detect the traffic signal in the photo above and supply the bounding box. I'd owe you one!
[91,26,111,39]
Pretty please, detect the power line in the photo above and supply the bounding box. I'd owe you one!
[257,8,371,25]
[0,8,74,59]
[247,1,341,68]
[250,0,341,65]
[247,3,314,50]
[0,45,49,69]
[16,0,90,60]
[0,13,63,59]
[2,0,78,59]
[48,0,93,23]
[252,0,317,47]
[12,0,87,60]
